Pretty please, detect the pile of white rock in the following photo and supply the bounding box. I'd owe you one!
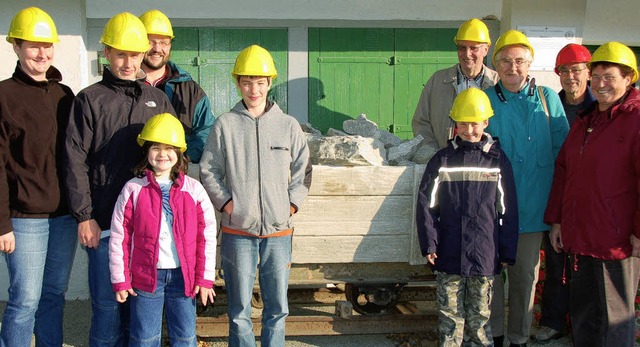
[301,114,437,166]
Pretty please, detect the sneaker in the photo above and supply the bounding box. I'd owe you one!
[531,326,564,343]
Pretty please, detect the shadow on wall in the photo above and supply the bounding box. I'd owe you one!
[269,77,354,134]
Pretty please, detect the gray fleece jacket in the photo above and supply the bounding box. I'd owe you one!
[199,101,310,237]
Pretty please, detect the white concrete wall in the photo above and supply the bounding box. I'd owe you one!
[85,0,502,21]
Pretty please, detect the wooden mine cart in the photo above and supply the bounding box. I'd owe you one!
[194,164,432,315]
[289,165,431,314]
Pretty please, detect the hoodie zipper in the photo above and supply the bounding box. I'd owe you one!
[255,118,265,236]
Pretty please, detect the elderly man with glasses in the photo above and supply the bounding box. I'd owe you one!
[411,18,499,161]
[531,43,595,344]
[484,30,569,347]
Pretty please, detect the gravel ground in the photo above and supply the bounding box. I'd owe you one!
[0,300,579,347]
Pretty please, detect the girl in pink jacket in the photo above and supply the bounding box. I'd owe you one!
[109,113,217,346]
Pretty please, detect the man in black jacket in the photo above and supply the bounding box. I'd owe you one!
[64,12,175,346]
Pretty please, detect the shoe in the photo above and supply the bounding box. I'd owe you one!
[493,335,504,347]
[531,326,564,343]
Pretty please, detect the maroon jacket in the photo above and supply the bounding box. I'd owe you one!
[0,63,74,235]
[545,88,640,260]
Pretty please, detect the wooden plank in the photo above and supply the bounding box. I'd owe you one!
[307,165,414,196]
[294,195,412,236]
[292,235,411,263]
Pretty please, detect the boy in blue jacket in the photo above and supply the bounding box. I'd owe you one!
[416,88,519,347]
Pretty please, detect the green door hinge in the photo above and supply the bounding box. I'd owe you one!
[389,124,413,134]
[388,56,400,65]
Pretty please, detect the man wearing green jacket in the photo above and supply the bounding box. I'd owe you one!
[485,30,569,347]
[140,9,214,163]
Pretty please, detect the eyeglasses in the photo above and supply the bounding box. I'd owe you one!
[591,74,620,83]
[497,59,529,68]
[558,67,587,75]
[149,40,171,48]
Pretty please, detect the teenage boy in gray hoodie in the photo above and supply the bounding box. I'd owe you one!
[200,44,310,347]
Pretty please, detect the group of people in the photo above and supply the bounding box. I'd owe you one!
[415,18,640,347]
[0,6,309,347]
[2,5,639,347]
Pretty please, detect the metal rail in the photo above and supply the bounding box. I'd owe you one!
[196,286,437,337]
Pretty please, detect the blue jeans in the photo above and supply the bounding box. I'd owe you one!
[221,233,292,347]
[0,215,77,347]
[86,236,130,347]
[130,268,196,347]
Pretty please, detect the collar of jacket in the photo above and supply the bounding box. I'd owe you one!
[144,169,185,189]
[443,64,491,85]
[165,61,193,84]
[101,67,144,97]
[559,86,597,110]
[580,87,640,121]
[238,99,275,118]
[12,61,62,87]
[450,133,500,158]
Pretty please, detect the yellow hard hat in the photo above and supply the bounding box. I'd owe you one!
[100,12,150,53]
[231,45,278,79]
[492,30,534,66]
[589,42,638,83]
[450,88,494,123]
[137,113,187,152]
[6,7,58,44]
[454,18,491,45]
[139,9,174,39]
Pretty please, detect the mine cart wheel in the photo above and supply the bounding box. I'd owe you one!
[344,283,405,315]
[251,292,264,309]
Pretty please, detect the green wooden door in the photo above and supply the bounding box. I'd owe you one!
[393,29,458,139]
[309,28,458,139]
[170,28,288,118]
[308,28,395,134]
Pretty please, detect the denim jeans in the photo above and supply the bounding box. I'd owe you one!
[86,236,130,347]
[221,233,292,347]
[0,215,77,347]
[130,268,196,347]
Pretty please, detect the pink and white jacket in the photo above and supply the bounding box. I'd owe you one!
[109,169,217,297]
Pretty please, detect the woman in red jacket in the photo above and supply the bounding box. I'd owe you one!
[545,42,640,347]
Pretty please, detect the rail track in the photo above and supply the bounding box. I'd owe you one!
[195,285,438,337]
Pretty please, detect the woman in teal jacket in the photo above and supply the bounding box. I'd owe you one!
[484,30,569,347]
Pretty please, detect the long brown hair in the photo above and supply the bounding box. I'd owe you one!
[133,141,188,181]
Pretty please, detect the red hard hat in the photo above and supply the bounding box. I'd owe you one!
[555,43,592,75]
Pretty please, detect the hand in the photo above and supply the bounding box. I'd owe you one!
[78,219,101,249]
[631,235,640,258]
[195,286,216,306]
[0,231,15,254]
[501,262,508,268]
[290,205,296,216]
[426,253,437,265]
[549,223,563,253]
[115,288,137,303]
[223,200,234,215]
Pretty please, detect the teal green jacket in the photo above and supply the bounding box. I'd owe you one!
[485,79,569,233]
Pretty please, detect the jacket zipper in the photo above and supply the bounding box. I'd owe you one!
[256,118,265,236]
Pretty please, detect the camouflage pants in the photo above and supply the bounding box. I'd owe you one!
[436,272,493,347]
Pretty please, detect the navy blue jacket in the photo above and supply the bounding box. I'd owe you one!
[416,134,519,276]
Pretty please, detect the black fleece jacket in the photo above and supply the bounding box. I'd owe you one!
[0,62,75,235]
